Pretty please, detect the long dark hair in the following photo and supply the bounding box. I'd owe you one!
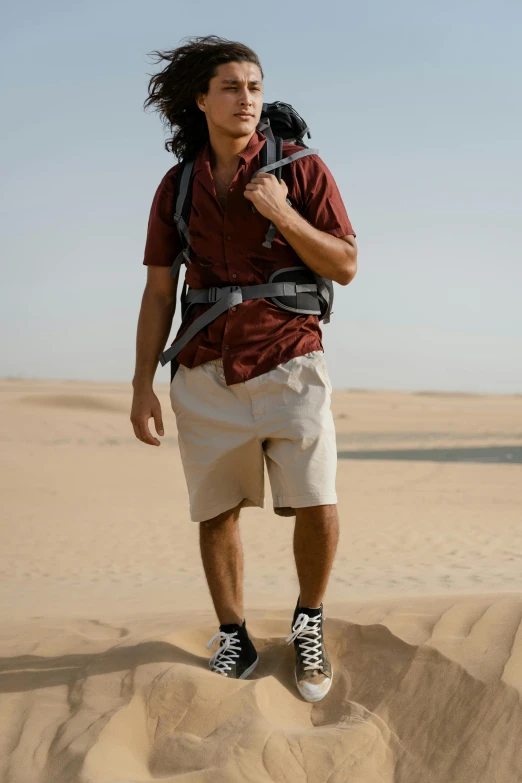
[143,35,264,162]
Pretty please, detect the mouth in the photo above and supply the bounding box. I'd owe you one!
[235,113,254,119]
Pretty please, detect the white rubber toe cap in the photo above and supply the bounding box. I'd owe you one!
[295,671,333,702]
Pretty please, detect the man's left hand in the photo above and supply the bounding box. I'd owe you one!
[243,172,290,223]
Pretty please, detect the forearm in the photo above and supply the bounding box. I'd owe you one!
[132,288,176,390]
[273,206,356,285]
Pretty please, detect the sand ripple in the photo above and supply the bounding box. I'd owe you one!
[1,596,521,782]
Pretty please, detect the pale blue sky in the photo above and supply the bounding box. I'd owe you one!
[1,0,521,392]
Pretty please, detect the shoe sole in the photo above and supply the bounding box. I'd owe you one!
[239,654,259,679]
[295,664,334,702]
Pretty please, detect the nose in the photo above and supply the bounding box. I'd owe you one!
[237,86,253,104]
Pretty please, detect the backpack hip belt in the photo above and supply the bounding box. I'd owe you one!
[158,277,321,368]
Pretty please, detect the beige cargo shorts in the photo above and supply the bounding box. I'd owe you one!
[169,350,338,522]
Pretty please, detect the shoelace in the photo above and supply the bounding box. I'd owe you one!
[285,612,324,671]
[206,630,242,675]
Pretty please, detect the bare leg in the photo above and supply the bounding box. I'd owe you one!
[199,502,244,626]
[293,504,339,608]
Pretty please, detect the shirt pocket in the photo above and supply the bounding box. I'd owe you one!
[245,250,277,281]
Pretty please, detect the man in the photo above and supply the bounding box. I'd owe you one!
[131,36,357,703]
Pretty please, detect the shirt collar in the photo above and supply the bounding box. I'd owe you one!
[192,128,267,175]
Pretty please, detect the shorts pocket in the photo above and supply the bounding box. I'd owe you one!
[314,352,333,394]
[214,362,226,382]
[169,364,184,413]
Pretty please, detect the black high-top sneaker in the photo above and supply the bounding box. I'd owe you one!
[206,618,259,679]
[285,595,333,702]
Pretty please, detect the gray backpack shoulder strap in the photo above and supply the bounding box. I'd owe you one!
[254,120,319,249]
[254,147,320,176]
[254,124,334,321]
[169,160,195,280]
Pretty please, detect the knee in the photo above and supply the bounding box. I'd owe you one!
[200,502,242,528]
[295,504,339,526]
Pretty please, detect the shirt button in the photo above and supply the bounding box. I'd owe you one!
[231,306,237,311]
[232,273,237,279]
[226,235,232,240]
[224,344,230,350]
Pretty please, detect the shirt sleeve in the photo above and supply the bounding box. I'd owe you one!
[295,154,356,238]
[142,166,182,266]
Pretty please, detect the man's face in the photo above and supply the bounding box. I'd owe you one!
[196,61,264,141]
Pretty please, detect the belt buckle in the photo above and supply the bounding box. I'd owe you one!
[208,287,221,303]
[229,285,242,305]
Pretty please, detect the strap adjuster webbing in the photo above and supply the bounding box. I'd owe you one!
[158,281,321,367]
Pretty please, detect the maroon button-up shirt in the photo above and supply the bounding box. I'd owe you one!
[143,129,356,385]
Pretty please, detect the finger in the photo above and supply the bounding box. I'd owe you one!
[135,418,160,446]
[144,417,161,445]
[131,421,142,442]
[152,406,164,437]
[132,420,151,446]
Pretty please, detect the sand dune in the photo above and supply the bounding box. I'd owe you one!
[1,594,521,781]
[1,378,521,781]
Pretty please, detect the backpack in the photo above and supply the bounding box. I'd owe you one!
[159,101,334,379]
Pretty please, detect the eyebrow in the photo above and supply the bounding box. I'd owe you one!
[221,79,262,85]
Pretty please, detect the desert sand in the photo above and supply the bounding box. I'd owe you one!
[1,376,522,782]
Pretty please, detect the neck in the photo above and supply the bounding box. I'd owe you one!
[208,128,258,170]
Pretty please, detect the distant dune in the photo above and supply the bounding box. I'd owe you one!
[17,393,129,412]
